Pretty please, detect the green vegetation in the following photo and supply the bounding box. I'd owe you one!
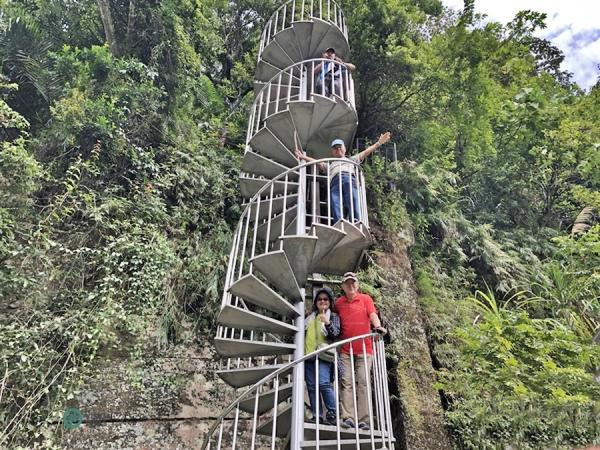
[1,0,598,448]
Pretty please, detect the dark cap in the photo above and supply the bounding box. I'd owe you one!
[325,47,335,53]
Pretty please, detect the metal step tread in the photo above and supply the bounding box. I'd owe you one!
[301,438,394,449]
[214,337,295,358]
[280,234,319,285]
[249,127,298,167]
[229,273,298,318]
[238,382,294,414]
[216,364,291,388]
[256,403,292,437]
[256,204,298,243]
[242,150,299,180]
[250,250,302,302]
[310,222,347,265]
[240,176,299,199]
[217,305,297,335]
[243,193,299,223]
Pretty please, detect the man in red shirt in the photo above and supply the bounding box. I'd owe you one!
[335,271,386,430]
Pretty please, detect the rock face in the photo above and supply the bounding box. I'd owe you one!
[60,344,234,449]
[374,229,452,450]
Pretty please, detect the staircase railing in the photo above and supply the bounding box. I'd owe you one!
[249,58,356,137]
[259,0,348,56]
[203,333,394,450]
[220,159,368,353]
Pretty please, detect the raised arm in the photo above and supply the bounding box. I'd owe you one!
[356,132,391,162]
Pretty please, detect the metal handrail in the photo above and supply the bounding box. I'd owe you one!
[248,58,356,137]
[258,0,347,58]
[202,332,394,449]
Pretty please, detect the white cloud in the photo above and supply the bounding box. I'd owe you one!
[440,0,600,89]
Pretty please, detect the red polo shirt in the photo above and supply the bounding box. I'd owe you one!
[335,293,377,355]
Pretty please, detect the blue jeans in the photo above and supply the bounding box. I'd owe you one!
[305,357,337,418]
[331,173,361,224]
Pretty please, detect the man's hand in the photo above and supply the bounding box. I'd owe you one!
[377,132,391,146]
[374,325,387,335]
[294,149,304,161]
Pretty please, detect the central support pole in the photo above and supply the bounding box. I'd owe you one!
[290,163,307,450]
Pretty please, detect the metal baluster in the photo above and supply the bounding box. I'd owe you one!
[327,162,332,225]
[334,350,341,450]
[230,405,240,449]
[276,72,283,113]
[371,336,386,446]
[362,339,376,450]
[349,165,355,223]
[288,67,294,103]
[282,4,287,29]
[216,418,224,449]
[291,0,296,22]
[270,375,281,450]
[316,354,320,446]
[250,389,260,450]
[350,345,360,449]
[379,339,394,449]
[301,0,306,20]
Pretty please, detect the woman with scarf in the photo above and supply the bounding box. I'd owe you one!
[304,287,341,424]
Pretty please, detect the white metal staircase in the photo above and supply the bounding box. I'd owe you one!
[203,1,395,448]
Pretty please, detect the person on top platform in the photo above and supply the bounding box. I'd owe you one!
[294,132,391,224]
[334,271,386,430]
[314,47,356,98]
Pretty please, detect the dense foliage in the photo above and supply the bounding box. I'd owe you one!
[1,0,598,448]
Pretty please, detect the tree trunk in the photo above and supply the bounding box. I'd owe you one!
[97,0,119,57]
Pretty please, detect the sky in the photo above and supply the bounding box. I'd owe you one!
[440,0,600,90]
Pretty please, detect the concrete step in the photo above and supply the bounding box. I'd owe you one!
[256,403,292,438]
[229,273,298,318]
[280,235,318,285]
[238,382,293,414]
[256,205,298,243]
[217,305,297,335]
[244,193,299,223]
[249,127,298,167]
[310,223,347,267]
[216,364,291,388]
[250,250,302,302]
[240,176,299,199]
[241,150,298,181]
[214,337,295,358]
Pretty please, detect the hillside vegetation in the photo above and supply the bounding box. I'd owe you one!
[1,0,598,448]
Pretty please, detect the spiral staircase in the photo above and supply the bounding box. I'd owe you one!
[203,1,395,448]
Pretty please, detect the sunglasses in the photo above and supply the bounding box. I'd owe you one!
[317,297,330,302]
